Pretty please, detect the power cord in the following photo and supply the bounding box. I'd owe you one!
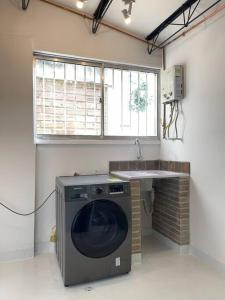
[0,189,56,216]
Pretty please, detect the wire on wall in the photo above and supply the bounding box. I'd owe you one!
[162,100,182,140]
[0,190,55,216]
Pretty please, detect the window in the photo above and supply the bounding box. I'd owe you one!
[34,54,159,141]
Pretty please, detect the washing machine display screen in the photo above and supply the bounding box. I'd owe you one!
[71,200,128,258]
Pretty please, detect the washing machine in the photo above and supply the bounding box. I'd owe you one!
[55,175,131,286]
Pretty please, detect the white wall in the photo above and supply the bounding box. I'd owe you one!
[161,14,225,266]
[1,0,225,266]
[0,37,36,260]
[0,0,161,258]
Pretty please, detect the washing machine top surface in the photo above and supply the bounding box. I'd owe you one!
[56,174,128,187]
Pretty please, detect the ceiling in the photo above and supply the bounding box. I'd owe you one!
[54,0,223,41]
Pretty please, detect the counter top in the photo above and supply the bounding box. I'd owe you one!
[111,170,189,180]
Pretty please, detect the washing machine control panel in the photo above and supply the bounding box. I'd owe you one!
[90,183,129,197]
[90,186,105,195]
[60,176,130,202]
[66,183,130,200]
[109,184,124,194]
[95,187,104,195]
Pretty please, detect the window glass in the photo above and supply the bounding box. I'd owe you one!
[34,56,158,139]
[65,63,75,81]
[104,67,158,137]
[35,59,101,136]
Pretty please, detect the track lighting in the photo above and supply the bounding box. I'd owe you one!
[76,0,87,10]
[122,9,131,24]
[121,0,135,25]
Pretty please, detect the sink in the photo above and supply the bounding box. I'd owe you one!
[111,170,189,180]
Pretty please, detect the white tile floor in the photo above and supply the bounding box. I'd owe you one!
[1,236,225,300]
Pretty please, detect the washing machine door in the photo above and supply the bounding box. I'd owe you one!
[71,199,128,258]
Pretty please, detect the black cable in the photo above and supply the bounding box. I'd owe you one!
[0,189,55,216]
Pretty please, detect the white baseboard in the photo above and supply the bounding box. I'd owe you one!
[35,241,55,255]
[191,246,225,273]
[0,248,34,262]
[152,230,225,273]
[152,230,190,255]
[132,253,142,265]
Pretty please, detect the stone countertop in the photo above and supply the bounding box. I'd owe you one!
[110,170,189,180]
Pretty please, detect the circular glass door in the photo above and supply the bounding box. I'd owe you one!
[71,199,128,258]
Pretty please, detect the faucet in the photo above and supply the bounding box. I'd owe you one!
[135,138,143,160]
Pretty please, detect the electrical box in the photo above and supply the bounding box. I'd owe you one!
[161,65,184,102]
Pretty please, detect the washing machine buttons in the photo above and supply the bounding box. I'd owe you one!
[95,187,104,195]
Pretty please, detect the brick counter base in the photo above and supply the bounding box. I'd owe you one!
[130,180,142,254]
[153,177,190,245]
[109,160,190,253]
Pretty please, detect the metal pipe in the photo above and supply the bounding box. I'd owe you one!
[38,0,161,49]
[162,47,166,70]
[135,138,143,160]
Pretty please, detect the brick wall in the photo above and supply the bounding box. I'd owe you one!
[153,160,190,245]
[160,160,190,174]
[35,78,102,135]
[109,160,160,172]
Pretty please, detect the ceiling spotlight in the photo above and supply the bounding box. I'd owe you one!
[76,0,87,10]
[122,9,131,24]
[121,0,135,25]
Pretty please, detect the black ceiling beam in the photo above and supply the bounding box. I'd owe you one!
[146,0,221,55]
[92,0,114,33]
[146,0,199,41]
[22,0,30,10]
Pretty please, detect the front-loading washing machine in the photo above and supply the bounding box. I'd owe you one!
[55,175,131,286]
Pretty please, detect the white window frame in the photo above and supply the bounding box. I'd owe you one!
[33,52,160,144]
